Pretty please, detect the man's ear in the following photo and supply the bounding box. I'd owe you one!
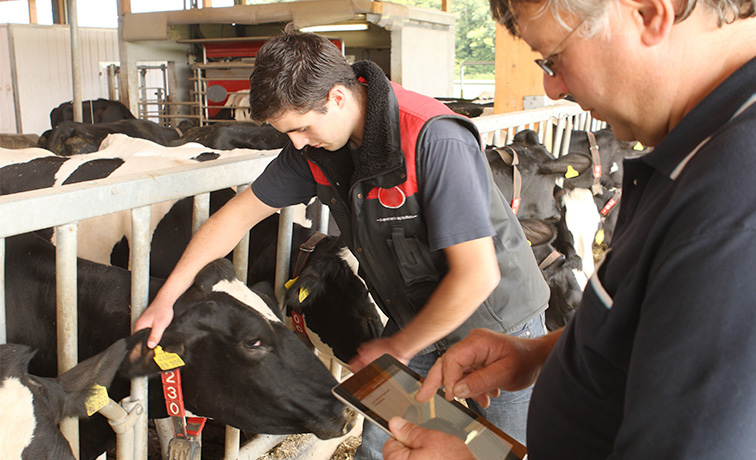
[328,85,348,109]
[622,0,675,45]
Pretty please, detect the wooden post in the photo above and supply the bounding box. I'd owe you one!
[28,0,38,24]
[441,0,450,12]
[493,23,545,113]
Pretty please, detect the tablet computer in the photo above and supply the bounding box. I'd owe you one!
[332,354,527,460]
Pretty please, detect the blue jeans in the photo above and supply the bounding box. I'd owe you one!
[354,312,547,460]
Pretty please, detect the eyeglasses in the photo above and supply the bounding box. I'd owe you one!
[534,17,587,78]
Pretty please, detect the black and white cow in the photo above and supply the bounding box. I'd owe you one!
[49,98,136,128]
[245,213,384,366]
[1,136,276,265]
[38,119,181,156]
[0,338,133,460]
[487,129,591,222]
[145,200,384,366]
[4,232,354,460]
[561,128,641,191]
[169,121,290,151]
[1,138,380,368]
[519,218,582,330]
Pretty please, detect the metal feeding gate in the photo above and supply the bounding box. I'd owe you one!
[0,102,599,460]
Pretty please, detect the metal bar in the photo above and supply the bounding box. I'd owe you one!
[68,0,83,123]
[225,184,251,460]
[275,207,294,312]
[553,117,567,158]
[130,205,151,460]
[561,117,574,158]
[108,64,118,100]
[193,193,210,235]
[224,426,241,460]
[167,61,178,128]
[57,223,79,459]
[0,152,277,239]
[0,237,4,344]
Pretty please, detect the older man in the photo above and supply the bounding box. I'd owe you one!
[384,0,756,458]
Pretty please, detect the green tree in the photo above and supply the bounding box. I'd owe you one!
[391,0,496,78]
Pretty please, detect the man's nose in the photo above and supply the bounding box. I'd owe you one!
[288,132,309,150]
[543,73,571,102]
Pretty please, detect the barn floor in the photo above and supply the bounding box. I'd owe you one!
[106,416,363,459]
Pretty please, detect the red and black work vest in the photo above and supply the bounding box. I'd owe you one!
[302,64,548,352]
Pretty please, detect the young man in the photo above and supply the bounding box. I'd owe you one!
[134,25,549,456]
[383,0,756,458]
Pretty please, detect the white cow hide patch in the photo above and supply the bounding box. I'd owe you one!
[563,188,601,279]
[0,378,36,460]
[212,279,280,323]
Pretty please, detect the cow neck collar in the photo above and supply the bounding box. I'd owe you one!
[494,145,522,215]
[303,60,406,191]
[160,368,206,441]
[586,131,602,194]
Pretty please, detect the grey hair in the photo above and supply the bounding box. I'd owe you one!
[491,0,756,37]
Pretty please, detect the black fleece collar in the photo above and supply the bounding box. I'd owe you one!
[303,61,406,192]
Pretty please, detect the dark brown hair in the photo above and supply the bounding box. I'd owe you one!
[248,23,359,122]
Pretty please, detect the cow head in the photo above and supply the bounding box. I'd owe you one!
[488,129,591,221]
[122,258,353,440]
[563,128,642,190]
[283,239,384,365]
[0,338,132,460]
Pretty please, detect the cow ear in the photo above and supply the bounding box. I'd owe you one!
[0,344,37,377]
[56,337,130,418]
[539,152,591,175]
[519,218,556,246]
[284,268,327,311]
[512,129,540,146]
[119,329,187,378]
[194,258,236,293]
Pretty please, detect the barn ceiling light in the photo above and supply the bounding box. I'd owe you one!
[300,24,369,32]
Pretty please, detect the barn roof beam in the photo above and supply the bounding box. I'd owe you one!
[121,0,453,41]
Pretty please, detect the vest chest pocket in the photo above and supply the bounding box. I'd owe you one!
[386,226,440,286]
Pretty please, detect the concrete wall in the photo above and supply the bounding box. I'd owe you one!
[0,25,17,133]
[0,24,119,135]
[390,19,455,97]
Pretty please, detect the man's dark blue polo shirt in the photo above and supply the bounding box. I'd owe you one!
[527,57,756,459]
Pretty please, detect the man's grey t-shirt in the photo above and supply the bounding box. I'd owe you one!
[251,117,495,251]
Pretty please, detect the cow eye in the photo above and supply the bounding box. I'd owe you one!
[243,339,262,349]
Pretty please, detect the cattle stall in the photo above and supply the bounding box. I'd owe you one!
[0,101,601,460]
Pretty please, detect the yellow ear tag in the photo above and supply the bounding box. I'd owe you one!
[565,165,579,178]
[527,240,532,246]
[298,287,310,303]
[633,142,645,151]
[595,229,605,245]
[153,345,185,371]
[284,277,299,290]
[85,384,109,416]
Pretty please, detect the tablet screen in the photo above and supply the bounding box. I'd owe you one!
[333,354,526,460]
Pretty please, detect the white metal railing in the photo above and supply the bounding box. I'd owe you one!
[0,102,604,460]
[472,101,606,156]
[0,151,276,460]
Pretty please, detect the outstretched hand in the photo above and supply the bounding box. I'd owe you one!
[416,328,556,405]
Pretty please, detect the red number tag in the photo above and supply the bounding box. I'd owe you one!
[161,369,185,418]
[290,310,307,335]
